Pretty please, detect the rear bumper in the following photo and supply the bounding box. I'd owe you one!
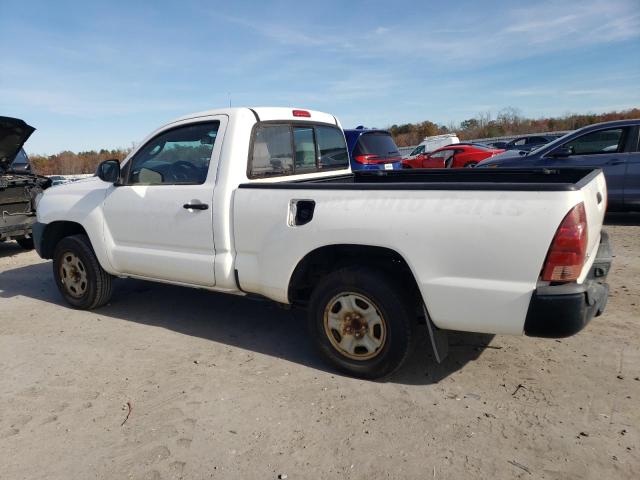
[524,231,612,338]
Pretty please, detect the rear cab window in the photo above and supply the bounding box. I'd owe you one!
[248,122,349,178]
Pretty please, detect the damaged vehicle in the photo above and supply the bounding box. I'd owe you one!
[0,116,51,249]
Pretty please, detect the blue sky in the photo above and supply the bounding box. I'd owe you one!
[1,0,639,154]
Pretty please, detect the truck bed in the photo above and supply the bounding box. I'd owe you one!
[239,168,601,191]
[234,166,607,336]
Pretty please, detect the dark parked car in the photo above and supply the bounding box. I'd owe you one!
[489,134,561,152]
[477,119,640,211]
[0,116,51,248]
[343,127,402,171]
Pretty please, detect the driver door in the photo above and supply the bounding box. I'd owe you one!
[102,117,226,286]
[422,150,445,168]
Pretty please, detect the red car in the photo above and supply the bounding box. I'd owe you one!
[402,143,505,169]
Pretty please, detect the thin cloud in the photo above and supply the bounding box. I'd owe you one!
[220,0,639,67]
[0,87,190,118]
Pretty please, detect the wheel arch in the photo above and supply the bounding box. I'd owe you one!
[39,221,89,259]
[288,244,422,307]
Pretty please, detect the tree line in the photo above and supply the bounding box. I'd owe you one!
[389,107,640,147]
[29,148,131,176]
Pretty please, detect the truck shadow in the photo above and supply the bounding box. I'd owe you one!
[0,260,494,386]
[0,241,24,258]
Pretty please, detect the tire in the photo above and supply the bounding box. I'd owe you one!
[463,161,478,168]
[16,236,34,250]
[308,266,416,379]
[53,234,113,309]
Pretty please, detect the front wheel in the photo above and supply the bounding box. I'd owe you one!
[308,267,415,379]
[53,234,113,309]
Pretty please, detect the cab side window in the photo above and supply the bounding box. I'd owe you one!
[126,122,219,185]
[563,128,628,155]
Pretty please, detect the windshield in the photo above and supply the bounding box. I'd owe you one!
[12,148,29,166]
[409,145,424,156]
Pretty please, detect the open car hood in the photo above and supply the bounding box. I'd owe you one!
[0,116,35,169]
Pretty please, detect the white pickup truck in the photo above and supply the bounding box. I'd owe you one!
[33,107,612,379]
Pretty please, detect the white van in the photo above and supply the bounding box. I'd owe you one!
[404,133,460,159]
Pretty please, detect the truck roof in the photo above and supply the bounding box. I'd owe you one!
[170,107,340,127]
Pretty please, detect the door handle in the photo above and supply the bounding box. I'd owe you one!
[183,203,209,210]
[289,199,315,226]
[607,159,625,166]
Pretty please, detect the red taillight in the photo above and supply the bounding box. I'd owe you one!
[292,109,311,117]
[354,154,400,164]
[354,154,381,164]
[541,202,588,282]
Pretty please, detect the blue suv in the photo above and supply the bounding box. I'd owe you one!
[477,119,640,211]
[344,127,402,171]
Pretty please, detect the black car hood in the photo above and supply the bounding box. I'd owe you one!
[0,116,35,169]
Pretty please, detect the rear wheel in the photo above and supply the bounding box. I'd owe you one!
[53,234,113,309]
[308,266,415,379]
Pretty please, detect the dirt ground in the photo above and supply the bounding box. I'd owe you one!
[1,214,639,480]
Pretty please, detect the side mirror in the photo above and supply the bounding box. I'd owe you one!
[551,146,572,157]
[96,159,121,183]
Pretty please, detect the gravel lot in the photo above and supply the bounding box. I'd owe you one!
[1,214,639,479]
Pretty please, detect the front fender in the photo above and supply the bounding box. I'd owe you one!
[36,178,116,274]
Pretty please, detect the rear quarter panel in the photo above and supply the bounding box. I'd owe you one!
[233,186,589,335]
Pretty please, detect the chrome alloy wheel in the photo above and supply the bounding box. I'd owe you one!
[59,251,88,298]
[323,292,387,360]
